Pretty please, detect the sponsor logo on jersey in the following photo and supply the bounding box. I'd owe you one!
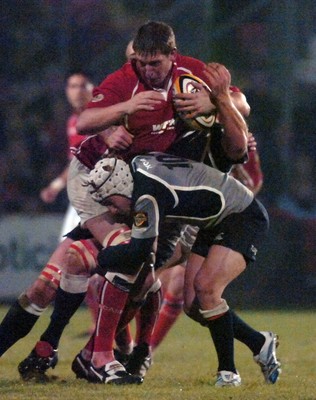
[214,232,224,241]
[133,212,148,227]
[91,94,104,102]
[139,158,153,170]
[250,244,258,256]
[152,118,175,134]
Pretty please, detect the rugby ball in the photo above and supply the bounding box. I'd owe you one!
[173,74,216,130]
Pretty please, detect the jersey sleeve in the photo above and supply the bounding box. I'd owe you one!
[96,236,155,275]
[87,66,132,109]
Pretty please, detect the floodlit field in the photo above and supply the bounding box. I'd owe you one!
[0,306,315,400]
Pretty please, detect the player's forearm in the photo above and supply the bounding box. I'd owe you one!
[76,103,129,134]
[215,95,249,161]
[231,91,251,117]
[97,237,155,276]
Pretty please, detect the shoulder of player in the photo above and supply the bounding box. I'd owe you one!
[131,153,157,173]
[87,64,138,106]
[175,53,205,74]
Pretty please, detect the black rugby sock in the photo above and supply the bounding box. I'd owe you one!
[231,310,265,355]
[0,300,39,356]
[207,310,237,373]
[40,287,86,349]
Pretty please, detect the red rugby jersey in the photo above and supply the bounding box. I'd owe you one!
[75,54,208,166]
[67,113,89,160]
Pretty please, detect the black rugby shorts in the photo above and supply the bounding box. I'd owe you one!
[191,199,269,264]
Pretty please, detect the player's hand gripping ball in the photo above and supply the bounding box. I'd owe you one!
[173,74,216,130]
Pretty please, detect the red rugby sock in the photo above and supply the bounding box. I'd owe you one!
[150,292,183,350]
[93,279,129,353]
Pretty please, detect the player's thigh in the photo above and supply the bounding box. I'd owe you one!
[195,244,246,293]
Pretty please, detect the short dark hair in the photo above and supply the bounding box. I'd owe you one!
[133,21,176,56]
[64,69,93,85]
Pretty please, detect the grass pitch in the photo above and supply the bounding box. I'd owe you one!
[0,306,315,400]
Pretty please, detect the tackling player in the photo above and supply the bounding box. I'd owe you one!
[74,152,279,387]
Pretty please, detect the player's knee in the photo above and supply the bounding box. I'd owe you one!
[193,270,222,305]
[65,239,98,275]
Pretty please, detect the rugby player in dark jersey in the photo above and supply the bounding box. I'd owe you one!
[75,152,279,386]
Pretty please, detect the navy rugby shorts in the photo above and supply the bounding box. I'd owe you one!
[192,198,269,264]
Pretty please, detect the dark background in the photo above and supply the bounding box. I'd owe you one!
[1,0,315,307]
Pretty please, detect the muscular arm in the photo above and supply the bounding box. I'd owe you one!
[77,91,164,134]
[204,63,249,161]
[173,64,249,162]
[215,93,248,161]
[231,91,251,118]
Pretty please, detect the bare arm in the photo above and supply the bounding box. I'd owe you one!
[203,63,249,161]
[230,91,251,118]
[40,166,69,203]
[102,125,134,151]
[77,91,165,134]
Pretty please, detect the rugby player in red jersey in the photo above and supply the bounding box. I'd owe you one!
[0,21,258,385]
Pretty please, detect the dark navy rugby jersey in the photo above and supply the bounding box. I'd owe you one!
[97,152,254,275]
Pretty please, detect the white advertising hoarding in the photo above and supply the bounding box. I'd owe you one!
[0,214,63,299]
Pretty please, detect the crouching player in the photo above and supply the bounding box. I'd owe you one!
[74,152,281,387]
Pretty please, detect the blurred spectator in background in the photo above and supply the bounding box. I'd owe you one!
[39,70,101,333]
[39,70,93,240]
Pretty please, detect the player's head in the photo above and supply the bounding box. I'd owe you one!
[65,70,94,112]
[132,21,177,88]
[87,158,134,216]
[133,21,176,57]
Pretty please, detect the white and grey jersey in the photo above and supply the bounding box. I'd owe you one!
[98,152,257,275]
[130,152,254,240]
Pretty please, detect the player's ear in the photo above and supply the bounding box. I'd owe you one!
[170,48,177,61]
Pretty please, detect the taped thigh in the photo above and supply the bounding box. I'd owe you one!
[39,263,62,290]
[66,239,99,274]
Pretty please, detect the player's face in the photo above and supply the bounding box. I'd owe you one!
[103,195,131,217]
[66,74,93,112]
[135,50,176,88]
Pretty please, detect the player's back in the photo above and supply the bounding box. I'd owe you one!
[131,152,254,227]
